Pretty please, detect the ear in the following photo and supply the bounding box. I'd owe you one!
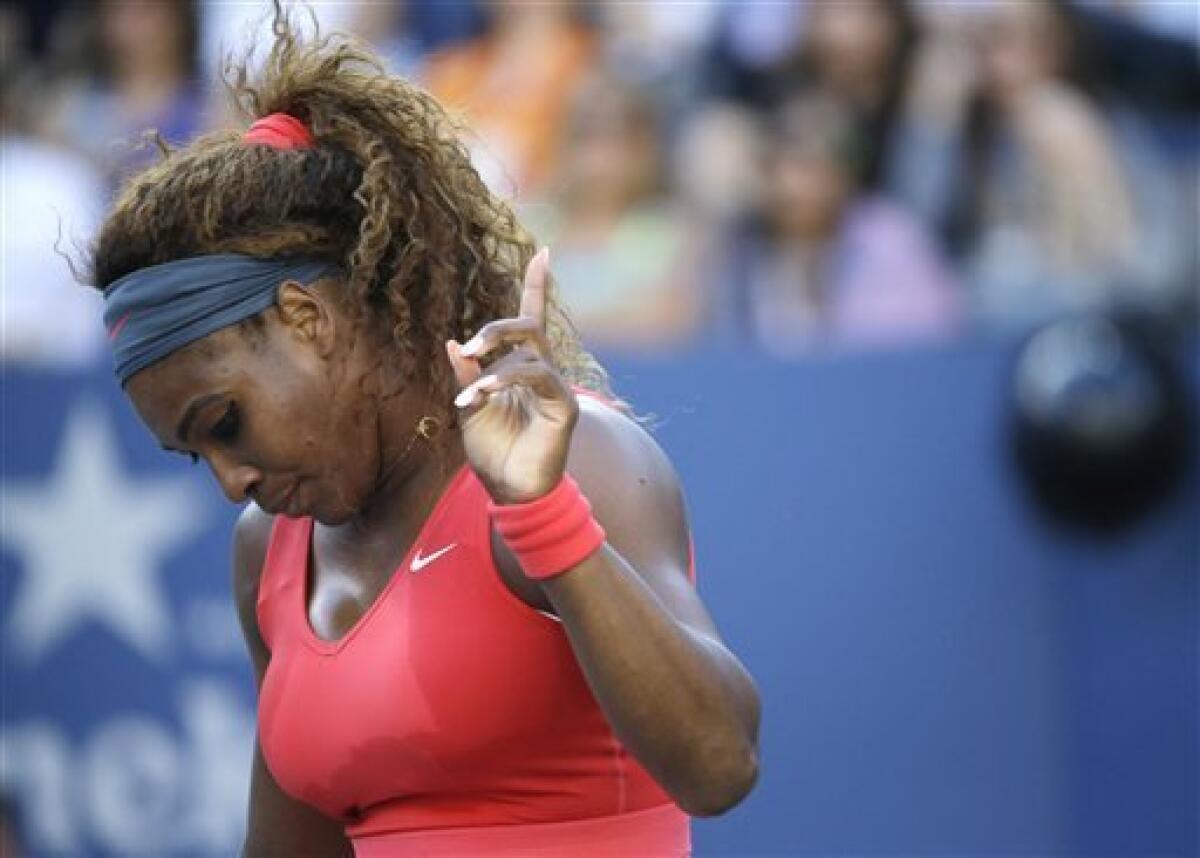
[276,280,336,358]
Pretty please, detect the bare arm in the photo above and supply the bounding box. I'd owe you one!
[450,250,760,818]
[494,400,761,817]
[233,505,353,858]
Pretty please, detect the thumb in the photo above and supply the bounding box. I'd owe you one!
[446,340,482,389]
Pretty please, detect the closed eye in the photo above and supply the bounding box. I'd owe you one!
[210,402,240,443]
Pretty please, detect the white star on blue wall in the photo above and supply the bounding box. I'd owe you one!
[2,400,208,663]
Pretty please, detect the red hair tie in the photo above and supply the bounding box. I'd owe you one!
[243,113,314,150]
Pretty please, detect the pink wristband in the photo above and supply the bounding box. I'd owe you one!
[488,475,606,579]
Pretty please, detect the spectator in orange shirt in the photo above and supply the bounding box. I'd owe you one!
[421,0,597,198]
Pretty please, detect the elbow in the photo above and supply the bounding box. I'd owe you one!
[675,745,759,818]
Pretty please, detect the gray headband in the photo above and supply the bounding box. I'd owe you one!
[102,253,340,383]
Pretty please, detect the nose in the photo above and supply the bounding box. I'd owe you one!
[207,453,262,504]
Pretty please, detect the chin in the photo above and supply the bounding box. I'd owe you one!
[308,491,365,526]
[309,501,356,527]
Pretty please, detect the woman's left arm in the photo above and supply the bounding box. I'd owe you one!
[447,249,761,817]
[543,400,761,817]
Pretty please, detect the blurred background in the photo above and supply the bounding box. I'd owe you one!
[1,1,1196,855]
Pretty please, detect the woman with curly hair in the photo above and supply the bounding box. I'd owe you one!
[91,6,759,856]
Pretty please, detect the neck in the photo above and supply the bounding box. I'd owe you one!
[344,382,465,540]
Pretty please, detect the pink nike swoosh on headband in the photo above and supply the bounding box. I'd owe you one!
[107,312,131,341]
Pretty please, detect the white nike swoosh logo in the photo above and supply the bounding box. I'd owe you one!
[410,543,457,573]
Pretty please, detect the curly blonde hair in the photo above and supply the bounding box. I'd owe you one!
[91,2,610,428]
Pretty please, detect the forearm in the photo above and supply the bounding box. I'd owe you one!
[450,298,760,813]
[540,545,760,816]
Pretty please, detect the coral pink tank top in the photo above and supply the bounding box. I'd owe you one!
[255,465,691,855]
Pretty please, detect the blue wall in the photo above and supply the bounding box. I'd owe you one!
[3,341,1196,856]
[605,344,1197,856]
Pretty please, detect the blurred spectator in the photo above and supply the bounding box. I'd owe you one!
[401,1,487,56]
[798,0,919,192]
[36,0,205,192]
[700,0,919,193]
[712,91,962,357]
[905,0,1194,329]
[592,1,722,144]
[885,2,984,225]
[206,1,481,80]
[1,3,106,368]
[420,0,598,198]
[340,3,421,78]
[597,2,720,87]
[5,0,1192,362]
[672,102,766,228]
[525,74,708,352]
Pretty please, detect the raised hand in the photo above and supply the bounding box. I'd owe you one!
[445,248,579,505]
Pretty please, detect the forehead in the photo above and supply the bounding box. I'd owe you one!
[124,329,256,441]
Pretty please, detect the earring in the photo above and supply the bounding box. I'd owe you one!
[416,415,441,440]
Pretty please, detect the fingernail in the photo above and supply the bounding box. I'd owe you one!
[478,374,498,389]
[454,387,477,408]
[460,336,482,357]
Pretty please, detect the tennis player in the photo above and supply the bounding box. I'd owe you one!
[93,8,759,856]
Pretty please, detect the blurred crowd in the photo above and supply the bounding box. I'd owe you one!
[2,0,1197,365]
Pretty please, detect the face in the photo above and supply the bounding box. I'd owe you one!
[125,282,420,525]
[101,0,188,73]
[806,0,899,92]
[766,147,850,239]
[981,2,1062,101]
[562,85,655,211]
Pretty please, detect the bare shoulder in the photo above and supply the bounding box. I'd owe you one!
[572,395,683,490]
[233,503,274,600]
[232,503,275,671]
[568,397,690,576]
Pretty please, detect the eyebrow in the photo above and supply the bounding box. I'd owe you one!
[175,393,225,446]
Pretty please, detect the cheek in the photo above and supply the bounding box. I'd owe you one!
[257,389,323,464]
[335,418,381,489]
[258,354,352,459]
[310,391,382,502]
[309,442,380,525]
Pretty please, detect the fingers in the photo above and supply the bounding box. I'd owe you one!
[449,246,560,414]
[454,358,572,411]
[518,247,550,330]
[445,340,482,388]
[458,317,550,362]
[454,246,551,368]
